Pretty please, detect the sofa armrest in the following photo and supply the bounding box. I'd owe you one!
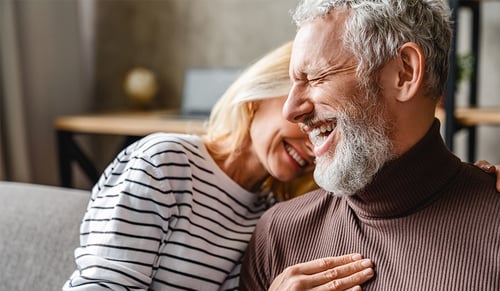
[0,181,90,291]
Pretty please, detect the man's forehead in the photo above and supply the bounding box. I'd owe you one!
[291,12,356,73]
[295,12,345,44]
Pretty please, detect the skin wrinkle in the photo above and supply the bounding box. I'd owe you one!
[285,11,397,196]
[312,64,358,84]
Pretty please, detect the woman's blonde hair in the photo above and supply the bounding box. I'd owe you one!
[202,41,318,200]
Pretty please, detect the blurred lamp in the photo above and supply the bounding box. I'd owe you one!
[123,67,158,109]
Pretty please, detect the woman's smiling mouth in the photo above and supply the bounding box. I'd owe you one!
[284,143,307,167]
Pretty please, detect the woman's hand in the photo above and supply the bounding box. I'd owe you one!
[269,254,374,291]
[474,160,500,191]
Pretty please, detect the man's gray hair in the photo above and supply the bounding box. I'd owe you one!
[292,0,452,98]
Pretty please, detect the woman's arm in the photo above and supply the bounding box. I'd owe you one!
[63,137,174,290]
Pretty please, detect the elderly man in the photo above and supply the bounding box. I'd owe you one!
[240,0,500,290]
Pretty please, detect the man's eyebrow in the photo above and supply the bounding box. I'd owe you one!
[322,64,357,76]
[303,62,357,80]
[291,61,357,81]
[299,63,325,78]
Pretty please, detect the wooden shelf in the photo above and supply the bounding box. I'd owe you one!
[437,106,500,127]
[455,107,500,126]
[444,0,500,161]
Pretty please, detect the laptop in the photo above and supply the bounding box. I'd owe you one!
[172,67,242,119]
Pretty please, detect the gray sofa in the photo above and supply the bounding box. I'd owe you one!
[0,181,90,291]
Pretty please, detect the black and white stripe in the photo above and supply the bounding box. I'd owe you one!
[64,133,269,290]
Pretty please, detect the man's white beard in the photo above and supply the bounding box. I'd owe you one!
[313,102,395,196]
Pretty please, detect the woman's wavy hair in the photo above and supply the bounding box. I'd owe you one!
[202,41,318,200]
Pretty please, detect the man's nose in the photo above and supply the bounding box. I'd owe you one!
[283,84,313,123]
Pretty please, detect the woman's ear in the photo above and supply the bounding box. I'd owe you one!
[395,42,425,102]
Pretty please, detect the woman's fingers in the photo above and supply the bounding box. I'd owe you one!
[474,160,496,173]
[287,254,367,275]
[269,254,374,291]
[313,259,374,290]
[474,160,500,191]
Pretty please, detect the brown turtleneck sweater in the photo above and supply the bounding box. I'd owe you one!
[239,120,499,290]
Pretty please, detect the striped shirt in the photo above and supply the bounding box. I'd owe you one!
[63,133,270,290]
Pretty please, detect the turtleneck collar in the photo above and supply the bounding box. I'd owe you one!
[345,119,462,218]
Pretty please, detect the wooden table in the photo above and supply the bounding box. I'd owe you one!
[54,110,207,188]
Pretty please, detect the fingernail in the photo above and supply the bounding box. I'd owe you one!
[352,254,362,260]
[361,259,372,267]
[364,268,374,276]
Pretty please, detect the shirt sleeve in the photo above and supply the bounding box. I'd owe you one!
[239,206,276,290]
[63,140,177,290]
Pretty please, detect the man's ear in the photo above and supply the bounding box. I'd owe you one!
[395,42,425,102]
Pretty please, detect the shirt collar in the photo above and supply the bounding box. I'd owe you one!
[345,120,462,218]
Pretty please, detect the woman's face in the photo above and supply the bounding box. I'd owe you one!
[249,96,315,182]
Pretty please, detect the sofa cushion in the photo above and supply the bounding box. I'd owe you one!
[0,181,90,291]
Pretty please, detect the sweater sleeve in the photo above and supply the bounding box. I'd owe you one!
[63,138,178,290]
[239,206,276,290]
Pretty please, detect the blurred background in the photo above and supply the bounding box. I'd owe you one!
[1,0,499,189]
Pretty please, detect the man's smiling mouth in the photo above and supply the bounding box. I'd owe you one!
[304,119,337,147]
[299,118,338,157]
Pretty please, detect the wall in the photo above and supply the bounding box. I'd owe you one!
[91,0,297,112]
